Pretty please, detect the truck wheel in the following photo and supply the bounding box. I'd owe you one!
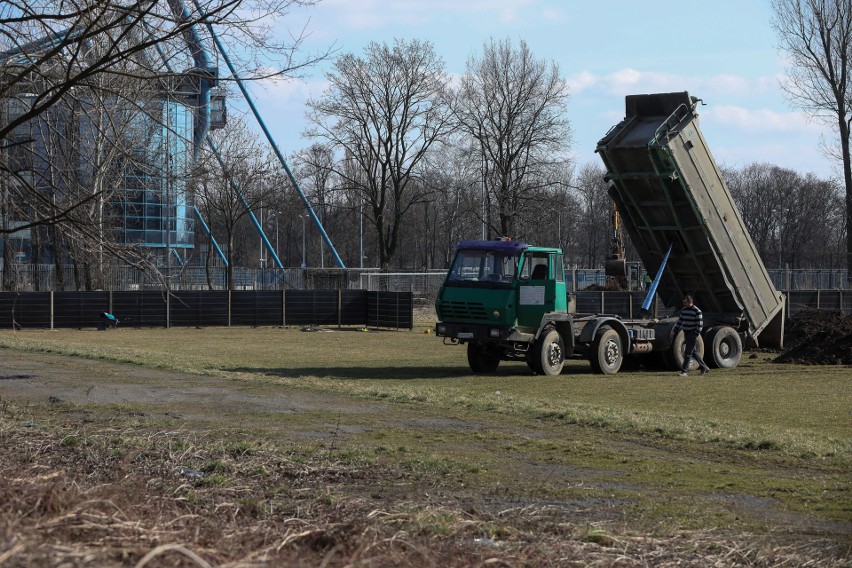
[664,330,705,371]
[532,328,565,376]
[589,326,623,375]
[467,342,500,373]
[705,326,742,368]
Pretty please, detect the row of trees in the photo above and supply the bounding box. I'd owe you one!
[198,116,846,279]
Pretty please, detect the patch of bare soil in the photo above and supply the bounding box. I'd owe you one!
[775,310,852,365]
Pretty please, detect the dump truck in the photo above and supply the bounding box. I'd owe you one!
[434,91,785,375]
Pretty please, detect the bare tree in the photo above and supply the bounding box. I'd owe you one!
[293,143,338,268]
[194,118,274,288]
[453,38,572,238]
[305,38,454,269]
[34,68,161,289]
[725,162,844,268]
[417,137,483,268]
[771,0,852,280]
[573,163,610,270]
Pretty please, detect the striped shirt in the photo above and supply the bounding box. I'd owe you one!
[673,305,703,334]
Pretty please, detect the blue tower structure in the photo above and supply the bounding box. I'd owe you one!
[0,12,226,264]
[119,97,196,251]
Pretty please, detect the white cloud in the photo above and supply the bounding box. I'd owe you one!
[253,76,328,104]
[568,68,779,99]
[705,105,825,134]
[566,71,598,94]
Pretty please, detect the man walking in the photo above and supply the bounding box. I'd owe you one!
[671,295,710,377]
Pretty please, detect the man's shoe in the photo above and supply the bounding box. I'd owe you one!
[700,368,709,376]
[678,372,688,377]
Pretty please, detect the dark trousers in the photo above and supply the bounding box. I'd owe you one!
[682,329,708,372]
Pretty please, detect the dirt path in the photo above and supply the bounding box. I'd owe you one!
[1,348,385,419]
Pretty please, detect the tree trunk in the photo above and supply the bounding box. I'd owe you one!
[52,225,65,291]
[205,234,215,290]
[1,235,12,291]
[32,226,41,291]
[1,176,13,291]
[83,260,93,291]
[840,118,852,286]
[72,257,83,291]
[226,233,234,290]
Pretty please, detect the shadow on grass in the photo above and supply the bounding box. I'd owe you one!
[223,366,531,380]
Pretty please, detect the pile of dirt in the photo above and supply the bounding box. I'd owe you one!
[774,309,852,365]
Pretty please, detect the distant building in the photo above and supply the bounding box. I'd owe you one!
[0,36,225,268]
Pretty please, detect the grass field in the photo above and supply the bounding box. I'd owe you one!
[0,325,850,566]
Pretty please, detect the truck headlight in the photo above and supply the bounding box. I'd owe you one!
[492,310,501,318]
[489,328,501,338]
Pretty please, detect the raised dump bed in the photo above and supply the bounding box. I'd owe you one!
[596,92,784,347]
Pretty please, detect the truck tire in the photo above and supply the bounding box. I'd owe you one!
[589,326,623,375]
[467,342,500,373]
[705,326,742,369]
[531,328,565,376]
[663,330,705,371]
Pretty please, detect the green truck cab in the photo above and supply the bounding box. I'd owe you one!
[435,238,632,375]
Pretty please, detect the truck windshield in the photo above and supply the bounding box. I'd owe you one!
[446,249,518,287]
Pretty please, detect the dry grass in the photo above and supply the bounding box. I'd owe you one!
[1,398,848,567]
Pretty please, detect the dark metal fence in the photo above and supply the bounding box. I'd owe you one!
[0,290,413,330]
[0,289,844,331]
[573,290,851,318]
[786,290,852,314]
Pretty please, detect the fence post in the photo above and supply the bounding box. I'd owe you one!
[166,290,170,329]
[338,289,342,328]
[108,290,113,315]
[817,289,820,310]
[282,288,286,327]
[228,289,232,327]
[50,291,54,330]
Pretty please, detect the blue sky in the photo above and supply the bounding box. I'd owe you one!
[237,0,838,179]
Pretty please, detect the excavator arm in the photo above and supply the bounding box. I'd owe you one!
[605,204,627,284]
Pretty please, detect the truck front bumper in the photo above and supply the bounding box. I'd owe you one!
[434,322,533,343]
